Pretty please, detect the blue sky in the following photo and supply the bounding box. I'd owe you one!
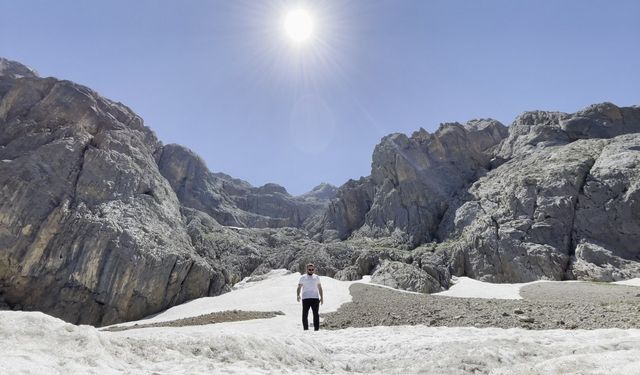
[2,0,639,195]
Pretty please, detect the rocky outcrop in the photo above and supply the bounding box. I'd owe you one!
[439,104,640,283]
[0,59,340,326]
[441,139,605,282]
[309,177,375,242]
[0,58,37,79]
[300,182,338,201]
[370,260,443,293]
[569,133,640,279]
[313,120,508,246]
[316,102,640,286]
[496,103,640,159]
[0,61,228,325]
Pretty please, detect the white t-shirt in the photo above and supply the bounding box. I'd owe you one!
[298,274,321,299]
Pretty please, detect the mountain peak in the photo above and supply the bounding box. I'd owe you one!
[0,57,38,79]
[300,182,338,200]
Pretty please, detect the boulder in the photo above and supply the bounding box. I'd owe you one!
[371,260,443,293]
[569,241,640,281]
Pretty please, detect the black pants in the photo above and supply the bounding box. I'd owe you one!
[302,298,320,330]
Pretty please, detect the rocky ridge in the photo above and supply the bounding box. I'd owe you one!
[158,144,335,229]
[311,120,509,246]
[313,102,640,289]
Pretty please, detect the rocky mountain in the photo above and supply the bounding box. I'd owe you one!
[318,102,640,289]
[158,143,335,228]
[310,120,509,246]
[1,57,639,326]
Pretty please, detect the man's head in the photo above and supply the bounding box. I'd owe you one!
[306,263,315,275]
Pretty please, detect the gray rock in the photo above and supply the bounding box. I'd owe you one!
[314,120,508,246]
[496,103,640,159]
[440,139,605,282]
[440,104,640,283]
[334,266,361,281]
[571,134,640,264]
[299,182,338,201]
[158,144,332,228]
[0,68,225,326]
[309,176,375,242]
[0,58,38,79]
[495,110,571,159]
[518,315,535,323]
[569,242,640,281]
[371,260,443,293]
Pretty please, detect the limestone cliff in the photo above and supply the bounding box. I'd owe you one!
[0,60,229,325]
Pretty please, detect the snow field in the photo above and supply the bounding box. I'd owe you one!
[1,271,640,374]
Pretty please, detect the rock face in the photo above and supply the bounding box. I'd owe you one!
[313,102,640,286]
[313,120,508,246]
[443,139,604,282]
[0,60,227,325]
[570,134,640,280]
[441,106,640,283]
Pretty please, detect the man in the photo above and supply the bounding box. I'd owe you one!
[296,263,324,331]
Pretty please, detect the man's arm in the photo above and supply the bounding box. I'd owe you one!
[318,284,323,305]
[297,284,302,302]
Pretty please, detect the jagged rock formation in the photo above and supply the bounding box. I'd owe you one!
[312,120,508,246]
[437,106,640,283]
[0,58,37,79]
[315,102,640,285]
[0,60,232,325]
[158,143,335,228]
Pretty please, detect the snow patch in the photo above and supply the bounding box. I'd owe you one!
[109,270,357,330]
[434,276,540,300]
[613,278,640,287]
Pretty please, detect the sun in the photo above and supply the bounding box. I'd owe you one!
[284,9,314,43]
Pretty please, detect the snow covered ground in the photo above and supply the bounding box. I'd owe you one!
[2,272,640,374]
[434,276,543,299]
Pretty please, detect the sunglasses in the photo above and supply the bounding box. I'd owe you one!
[307,268,315,271]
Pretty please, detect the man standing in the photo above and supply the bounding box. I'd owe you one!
[296,263,323,331]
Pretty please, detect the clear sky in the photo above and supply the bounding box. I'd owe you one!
[1,0,639,195]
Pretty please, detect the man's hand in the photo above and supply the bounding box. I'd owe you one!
[297,295,301,302]
[320,298,323,305]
